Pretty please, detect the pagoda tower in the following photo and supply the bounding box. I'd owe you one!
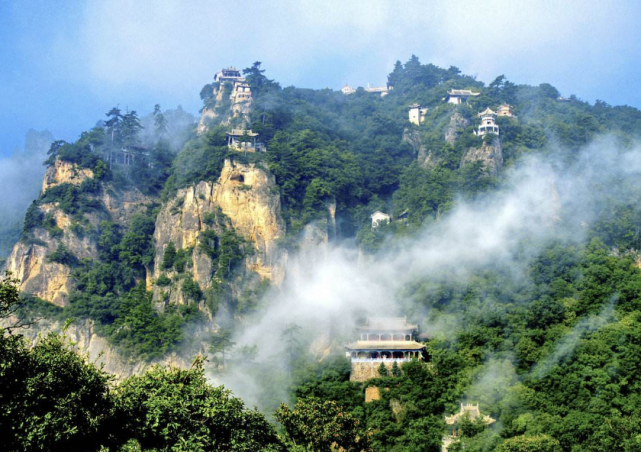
[474,108,500,136]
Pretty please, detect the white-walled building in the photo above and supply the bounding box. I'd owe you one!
[341,85,356,95]
[231,82,252,101]
[409,104,428,125]
[342,83,392,96]
[474,108,499,137]
[371,211,391,229]
[445,89,480,105]
[364,83,392,97]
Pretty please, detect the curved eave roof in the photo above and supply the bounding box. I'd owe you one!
[345,341,426,351]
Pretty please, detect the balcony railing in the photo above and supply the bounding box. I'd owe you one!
[351,358,412,363]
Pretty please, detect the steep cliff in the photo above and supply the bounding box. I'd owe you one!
[4,161,154,306]
[14,317,203,378]
[461,138,504,177]
[152,159,286,305]
[197,83,252,135]
[42,159,94,192]
[444,111,470,144]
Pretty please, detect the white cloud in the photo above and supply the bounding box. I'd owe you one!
[50,0,640,105]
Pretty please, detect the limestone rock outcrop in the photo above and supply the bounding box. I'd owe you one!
[444,111,470,144]
[461,138,503,177]
[152,159,286,304]
[197,84,252,135]
[4,162,154,306]
[42,160,94,192]
[14,317,203,378]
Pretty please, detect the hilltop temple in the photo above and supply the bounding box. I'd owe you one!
[341,83,392,97]
[346,317,426,382]
[474,108,500,137]
[213,67,253,105]
[214,67,244,84]
[445,89,480,104]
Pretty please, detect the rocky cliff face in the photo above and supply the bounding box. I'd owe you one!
[197,84,252,135]
[14,317,201,378]
[42,159,94,192]
[444,111,470,144]
[152,159,286,304]
[403,129,442,169]
[461,138,504,177]
[4,161,153,306]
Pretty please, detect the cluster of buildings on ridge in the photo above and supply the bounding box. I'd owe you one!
[408,89,515,137]
[213,67,267,153]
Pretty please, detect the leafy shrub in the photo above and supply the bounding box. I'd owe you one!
[173,247,192,273]
[47,243,79,267]
[162,242,177,269]
[156,274,171,287]
[22,201,43,234]
[181,277,202,301]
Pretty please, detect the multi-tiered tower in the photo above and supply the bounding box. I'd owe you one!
[474,108,500,136]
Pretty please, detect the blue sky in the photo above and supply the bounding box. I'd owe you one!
[1,0,641,156]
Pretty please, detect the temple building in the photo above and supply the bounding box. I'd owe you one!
[445,89,480,104]
[497,104,515,117]
[346,317,426,382]
[474,108,500,136]
[226,129,266,152]
[108,145,151,167]
[371,211,391,229]
[364,83,392,97]
[341,83,392,96]
[214,67,244,84]
[231,82,252,102]
[341,85,356,95]
[408,104,428,125]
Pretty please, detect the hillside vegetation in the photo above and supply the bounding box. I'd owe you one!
[4,57,641,451]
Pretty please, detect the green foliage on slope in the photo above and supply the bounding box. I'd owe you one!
[10,56,641,451]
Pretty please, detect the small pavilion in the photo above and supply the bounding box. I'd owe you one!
[226,129,266,152]
[497,104,515,117]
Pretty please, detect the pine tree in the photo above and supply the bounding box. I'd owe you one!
[392,361,402,377]
[209,328,235,369]
[121,111,143,148]
[378,362,389,377]
[153,104,168,138]
[162,242,177,270]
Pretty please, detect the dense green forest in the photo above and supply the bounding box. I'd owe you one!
[5,57,641,451]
